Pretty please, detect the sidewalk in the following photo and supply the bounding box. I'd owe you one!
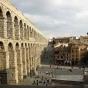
[41,64,86,69]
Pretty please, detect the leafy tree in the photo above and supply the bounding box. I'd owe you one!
[80,51,88,67]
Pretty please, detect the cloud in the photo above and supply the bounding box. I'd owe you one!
[11,0,88,38]
[24,13,67,26]
[76,10,88,19]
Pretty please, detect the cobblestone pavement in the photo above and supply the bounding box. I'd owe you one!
[38,65,84,81]
[18,65,88,87]
[18,76,85,87]
[19,77,34,85]
[19,75,52,86]
[0,85,86,88]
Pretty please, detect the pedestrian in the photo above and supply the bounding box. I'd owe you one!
[36,80,38,86]
[41,76,43,80]
[47,79,49,84]
[56,66,58,69]
[32,80,36,85]
[45,82,48,87]
[43,80,46,85]
[50,65,51,68]
[69,69,72,72]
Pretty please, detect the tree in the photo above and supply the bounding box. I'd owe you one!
[80,51,88,67]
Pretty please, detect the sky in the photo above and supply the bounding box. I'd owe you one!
[11,0,88,39]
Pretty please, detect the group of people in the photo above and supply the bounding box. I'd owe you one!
[32,76,51,86]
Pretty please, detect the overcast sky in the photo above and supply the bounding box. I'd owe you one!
[11,0,88,39]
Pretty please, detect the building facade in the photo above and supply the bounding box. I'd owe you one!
[80,36,88,45]
[52,37,88,66]
[0,0,48,84]
[70,43,87,66]
[54,45,71,65]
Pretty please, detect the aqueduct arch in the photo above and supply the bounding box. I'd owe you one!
[0,8,4,38]
[24,23,26,40]
[27,25,29,40]
[6,11,13,39]
[14,16,19,40]
[20,20,23,40]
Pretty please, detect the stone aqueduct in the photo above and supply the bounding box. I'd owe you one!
[0,0,48,84]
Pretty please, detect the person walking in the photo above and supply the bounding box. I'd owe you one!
[36,80,38,86]
[32,80,36,85]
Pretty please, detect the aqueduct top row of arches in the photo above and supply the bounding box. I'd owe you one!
[0,6,47,42]
[0,40,44,51]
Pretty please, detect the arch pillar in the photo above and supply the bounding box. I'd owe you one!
[15,44,23,82]
[26,47,29,76]
[5,50,9,69]
[19,48,23,80]
[24,47,27,77]
[28,45,30,75]
[8,51,18,84]
[21,45,27,78]
[30,44,36,76]
[29,44,33,76]
[5,50,9,84]
[33,44,37,74]
[12,50,18,84]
